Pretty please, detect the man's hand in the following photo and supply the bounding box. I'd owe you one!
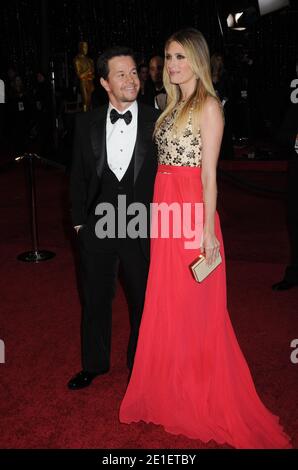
[74,225,83,234]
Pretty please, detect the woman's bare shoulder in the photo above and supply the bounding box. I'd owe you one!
[202,95,221,116]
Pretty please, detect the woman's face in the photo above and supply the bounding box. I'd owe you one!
[165,41,196,88]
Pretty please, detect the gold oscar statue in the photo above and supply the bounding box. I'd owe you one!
[74,41,95,112]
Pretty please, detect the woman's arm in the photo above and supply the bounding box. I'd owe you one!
[200,96,224,265]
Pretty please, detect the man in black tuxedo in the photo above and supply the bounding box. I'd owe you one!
[68,46,160,390]
[272,100,298,291]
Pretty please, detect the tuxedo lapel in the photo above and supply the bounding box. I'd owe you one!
[134,105,151,184]
[90,106,108,178]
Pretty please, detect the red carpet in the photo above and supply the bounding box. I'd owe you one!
[0,161,297,449]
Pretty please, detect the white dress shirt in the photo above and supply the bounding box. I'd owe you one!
[106,101,138,181]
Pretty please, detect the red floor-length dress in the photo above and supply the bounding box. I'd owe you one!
[119,105,292,449]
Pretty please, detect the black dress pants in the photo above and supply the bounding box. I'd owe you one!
[78,234,149,373]
[284,157,298,283]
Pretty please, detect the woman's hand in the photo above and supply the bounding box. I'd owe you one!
[200,231,220,266]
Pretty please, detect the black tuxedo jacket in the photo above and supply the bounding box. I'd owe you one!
[70,103,160,258]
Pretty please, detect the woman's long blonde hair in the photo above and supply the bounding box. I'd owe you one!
[154,28,220,136]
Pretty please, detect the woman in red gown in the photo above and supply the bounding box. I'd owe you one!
[119,28,292,449]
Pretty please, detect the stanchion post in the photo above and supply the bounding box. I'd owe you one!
[16,153,56,262]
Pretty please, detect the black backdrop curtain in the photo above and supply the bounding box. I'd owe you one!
[1,0,297,88]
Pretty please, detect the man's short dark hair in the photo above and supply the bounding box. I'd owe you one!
[97,46,136,80]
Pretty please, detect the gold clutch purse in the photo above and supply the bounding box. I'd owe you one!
[190,253,222,282]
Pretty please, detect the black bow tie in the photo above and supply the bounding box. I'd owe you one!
[110,108,132,125]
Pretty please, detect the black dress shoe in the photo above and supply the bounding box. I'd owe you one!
[67,369,108,390]
[272,279,298,291]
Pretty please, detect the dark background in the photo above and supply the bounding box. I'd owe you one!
[0,0,297,162]
[1,0,297,90]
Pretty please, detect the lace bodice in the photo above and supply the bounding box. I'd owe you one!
[155,105,202,167]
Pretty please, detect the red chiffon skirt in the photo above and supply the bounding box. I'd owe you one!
[119,164,291,449]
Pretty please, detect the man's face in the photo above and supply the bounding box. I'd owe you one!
[215,55,223,67]
[100,55,140,110]
[149,56,164,85]
[15,76,22,87]
[139,66,149,82]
